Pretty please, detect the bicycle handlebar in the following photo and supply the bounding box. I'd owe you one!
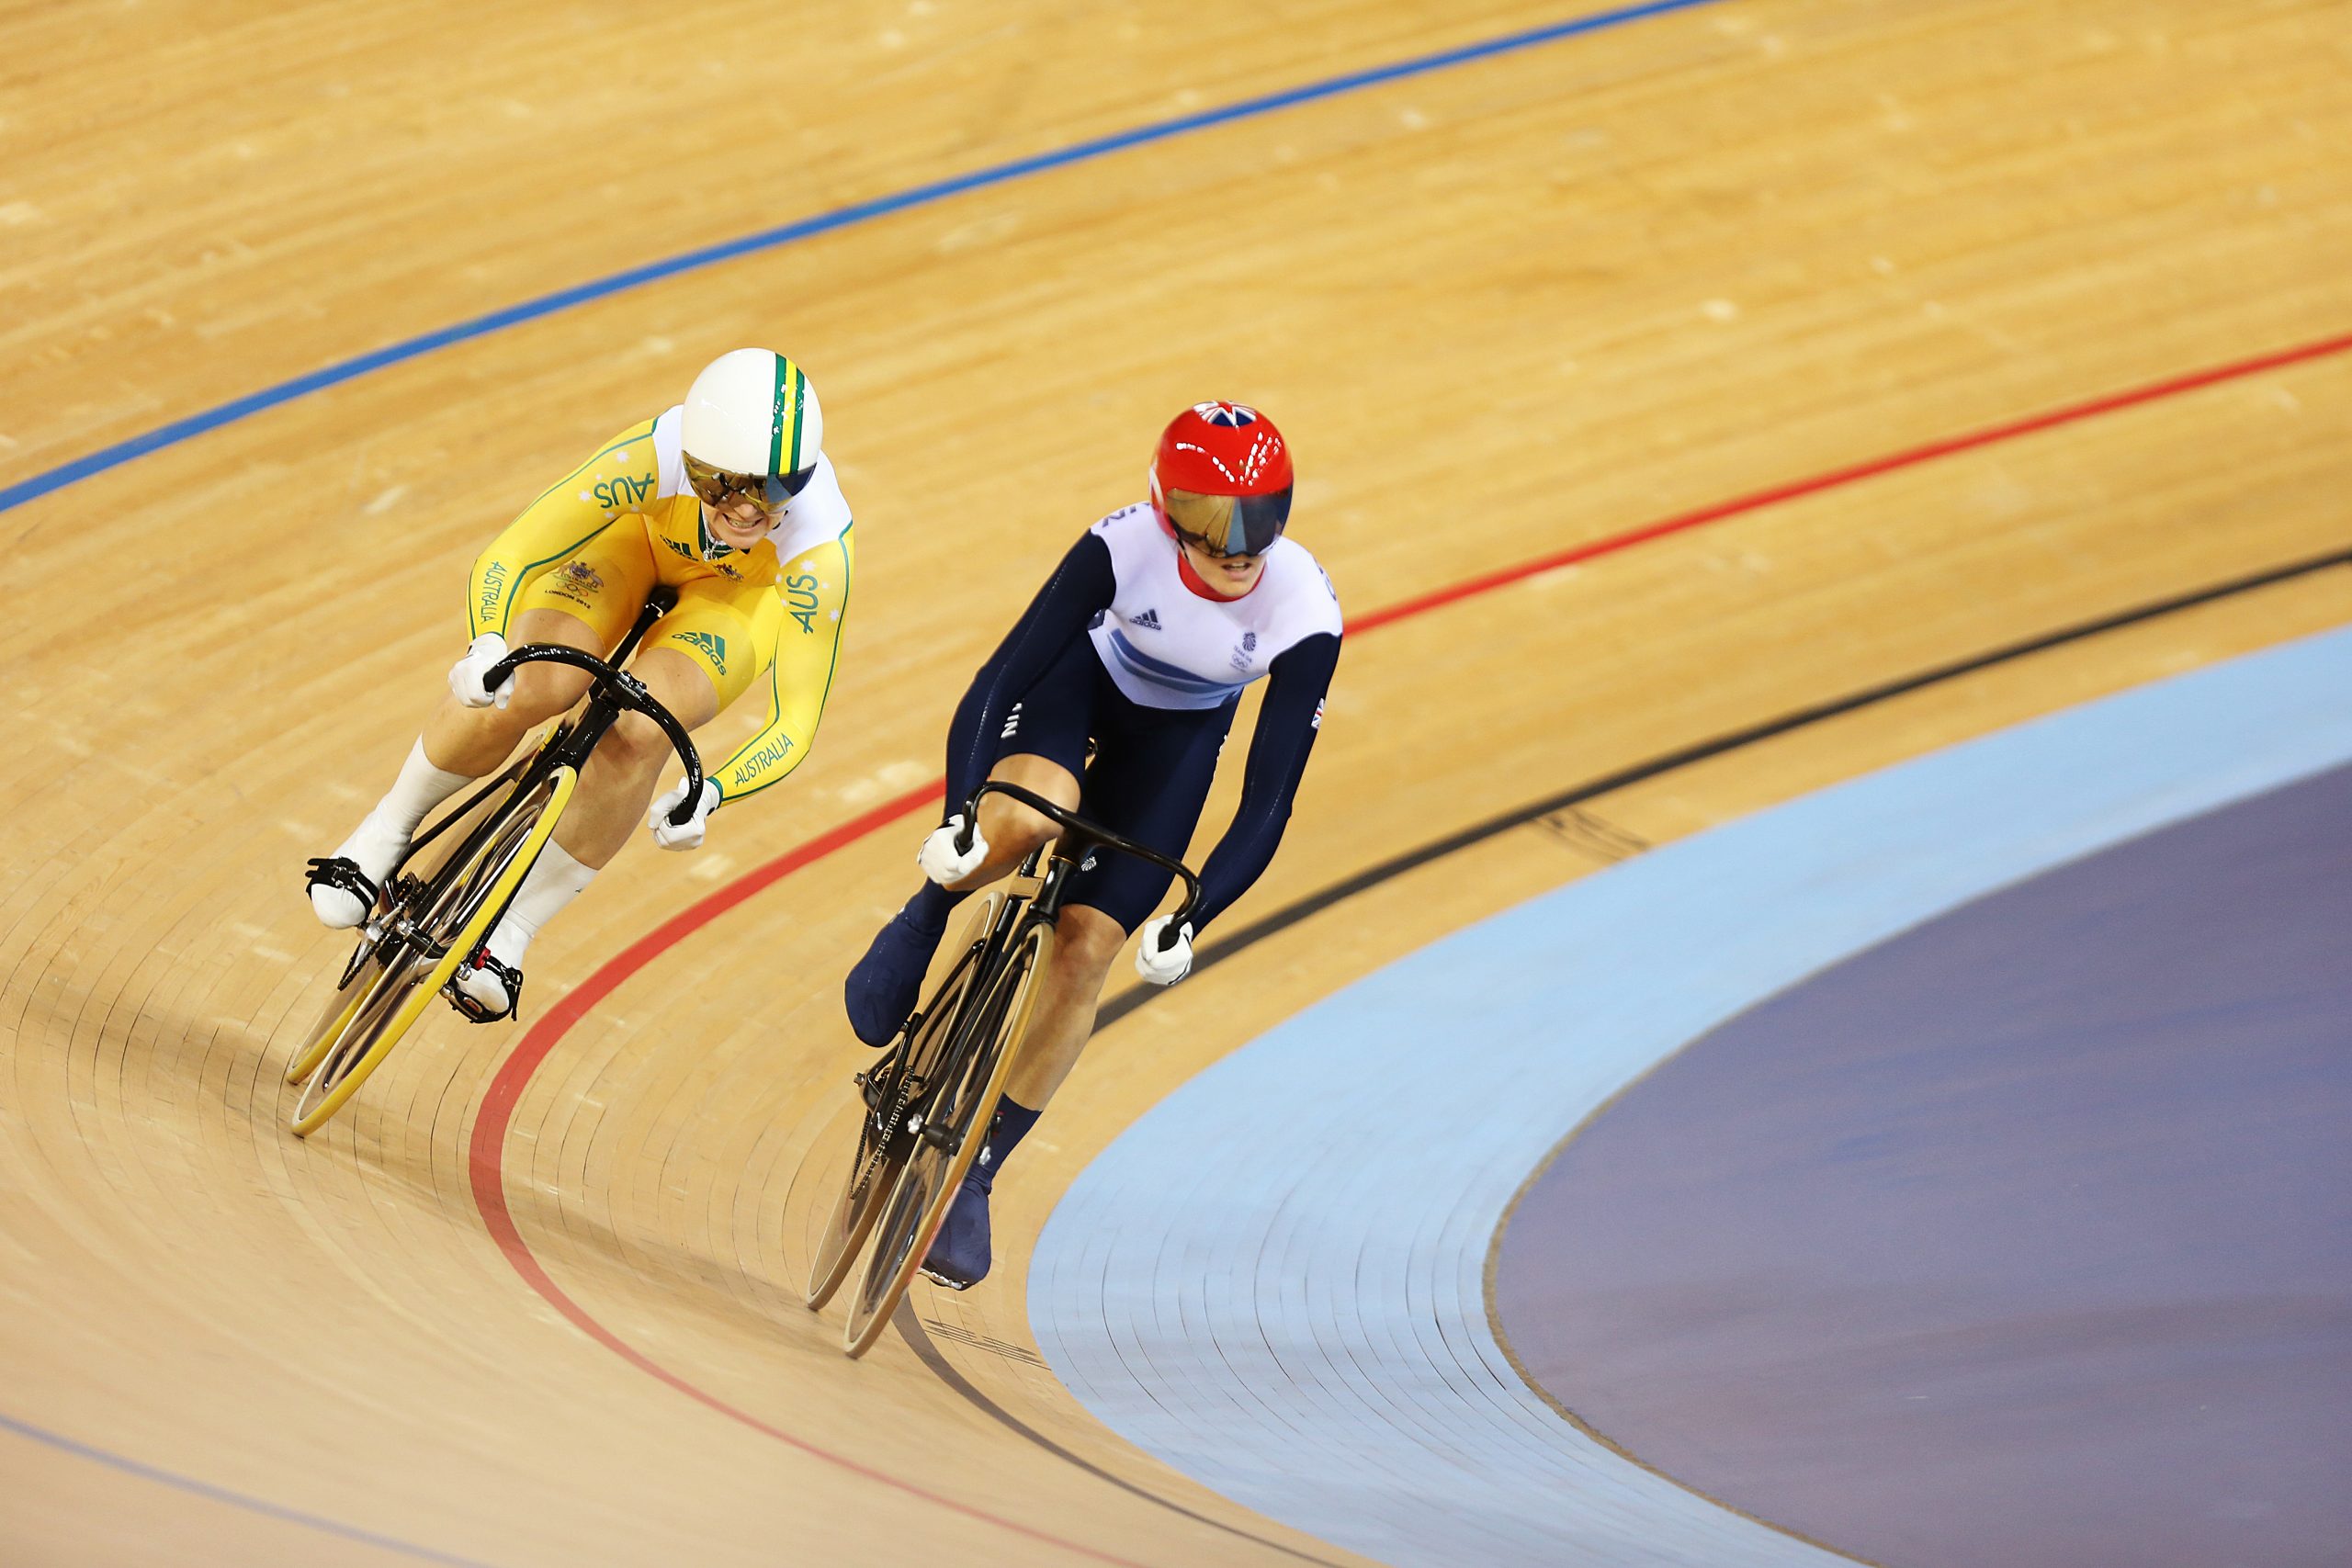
[957,781,1202,947]
[484,646,707,826]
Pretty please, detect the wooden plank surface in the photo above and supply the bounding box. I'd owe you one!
[2,1,2346,1562]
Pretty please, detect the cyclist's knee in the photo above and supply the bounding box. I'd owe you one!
[506,660,587,721]
[597,709,673,776]
[1054,906,1127,980]
[977,796,1057,863]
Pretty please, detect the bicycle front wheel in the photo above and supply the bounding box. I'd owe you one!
[285,940,394,1086]
[289,767,576,1137]
[842,918,1053,1358]
[804,895,1003,1312]
[286,752,534,1086]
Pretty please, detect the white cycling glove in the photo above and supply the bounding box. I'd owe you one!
[648,778,719,851]
[449,632,514,710]
[1135,916,1193,986]
[918,813,988,886]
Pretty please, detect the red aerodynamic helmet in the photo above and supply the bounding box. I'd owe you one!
[1149,401,1295,558]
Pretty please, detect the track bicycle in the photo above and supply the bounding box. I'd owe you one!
[805,780,1201,1358]
[285,592,704,1137]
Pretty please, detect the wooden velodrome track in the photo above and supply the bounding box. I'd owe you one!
[4,1,2348,1562]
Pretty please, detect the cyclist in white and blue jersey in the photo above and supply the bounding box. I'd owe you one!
[844,401,1341,1289]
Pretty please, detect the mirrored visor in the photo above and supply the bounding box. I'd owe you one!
[684,453,817,514]
[1164,484,1292,558]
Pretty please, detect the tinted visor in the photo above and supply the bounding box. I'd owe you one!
[1163,484,1292,558]
[684,453,817,514]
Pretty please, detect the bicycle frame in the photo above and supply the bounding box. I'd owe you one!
[363,595,705,938]
[332,600,703,1030]
[290,592,712,1134]
[823,785,1205,1345]
[865,783,1204,1118]
[868,783,1204,1129]
[958,778,1203,938]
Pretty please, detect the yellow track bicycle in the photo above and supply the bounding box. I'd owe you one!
[286,592,703,1136]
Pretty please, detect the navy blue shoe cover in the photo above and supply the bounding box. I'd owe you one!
[843,907,943,1046]
[921,1174,993,1290]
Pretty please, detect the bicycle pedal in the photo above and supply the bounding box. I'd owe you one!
[917,1266,975,1292]
[441,951,521,1025]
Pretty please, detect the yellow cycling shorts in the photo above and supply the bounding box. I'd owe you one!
[513,517,782,709]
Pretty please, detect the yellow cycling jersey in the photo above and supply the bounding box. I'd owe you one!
[467,408,854,803]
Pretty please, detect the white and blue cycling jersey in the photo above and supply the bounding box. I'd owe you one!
[942,502,1343,933]
[1084,503,1342,710]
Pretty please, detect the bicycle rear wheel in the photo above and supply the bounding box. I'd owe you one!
[804,896,1002,1312]
[289,767,576,1137]
[841,919,1053,1358]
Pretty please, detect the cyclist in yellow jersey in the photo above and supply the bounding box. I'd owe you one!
[305,348,854,1020]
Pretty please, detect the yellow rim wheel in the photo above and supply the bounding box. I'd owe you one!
[290,767,576,1138]
[287,755,534,1086]
[285,948,386,1084]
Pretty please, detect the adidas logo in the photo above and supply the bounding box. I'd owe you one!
[1131,608,1162,630]
[675,630,729,674]
[1000,702,1023,739]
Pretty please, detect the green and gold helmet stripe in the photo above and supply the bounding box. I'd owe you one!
[769,356,808,477]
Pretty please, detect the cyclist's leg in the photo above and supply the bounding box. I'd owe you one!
[957,752,1082,885]
[553,646,721,861]
[453,575,747,1016]
[309,555,628,929]
[843,636,1096,1045]
[1010,694,1235,1108]
[944,631,1101,886]
[923,693,1232,1287]
[432,530,652,1013]
[549,568,773,862]
[417,607,602,774]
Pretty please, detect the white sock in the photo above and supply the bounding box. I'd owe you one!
[313,739,475,929]
[378,738,472,838]
[483,840,598,969]
[458,840,596,1013]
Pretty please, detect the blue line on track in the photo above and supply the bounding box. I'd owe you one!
[0,0,1723,517]
[0,1409,503,1567]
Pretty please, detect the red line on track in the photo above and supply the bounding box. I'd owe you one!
[462,781,1162,1564]
[1350,329,2352,635]
[464,329,2351,1561]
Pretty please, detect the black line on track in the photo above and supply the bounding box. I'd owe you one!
[1101,543,2352,1029]
[895,545,2348,1550]
[889,1302,1351,1568]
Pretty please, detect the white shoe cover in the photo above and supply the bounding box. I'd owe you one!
[452,919,526,1014]
[309,811,412,930]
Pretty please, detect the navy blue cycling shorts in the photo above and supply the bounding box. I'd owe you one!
[991,634,1236,931]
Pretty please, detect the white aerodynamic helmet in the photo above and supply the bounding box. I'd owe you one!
[680,347,824,510]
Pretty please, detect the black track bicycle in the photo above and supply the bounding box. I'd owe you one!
[805,781,1200,1357]
[288,592,703,1136]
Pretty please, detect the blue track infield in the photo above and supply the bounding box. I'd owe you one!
[1030,624,2352,1568]
[0,1,1723,519]
[1495,759,2352,1568]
